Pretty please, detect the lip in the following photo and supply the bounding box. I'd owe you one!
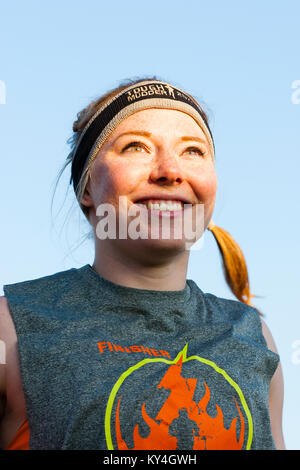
[132,197,194,219]
[134,205,189,219]
[134,195,194,205]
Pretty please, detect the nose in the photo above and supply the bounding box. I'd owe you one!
[149,152,184,185]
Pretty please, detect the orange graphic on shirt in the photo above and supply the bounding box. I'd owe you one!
[115,354,245,450]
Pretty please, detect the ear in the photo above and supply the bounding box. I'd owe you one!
[80,180,94,208]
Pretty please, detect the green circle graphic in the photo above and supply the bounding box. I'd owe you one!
[105,344,253,450]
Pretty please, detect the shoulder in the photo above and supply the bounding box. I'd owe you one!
[0,295,18,347]
[2,266,90,334]
[202,291,258,320]
[0,296,17,396]
[2,266,83,307]
[258,316,282,379]
[259,317,286,449]
[0,297,7,406]
[260,317,279,355]
[0,296,10,359]
[201,291,281,358]
[202,290,263,329]
[0,295,8,312]
[3,266,80,292]
[0,295,9,312]
[0,296,14,336]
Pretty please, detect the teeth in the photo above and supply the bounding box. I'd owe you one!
[144,200,184,211]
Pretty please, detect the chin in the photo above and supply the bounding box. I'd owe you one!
[122,235,193,262]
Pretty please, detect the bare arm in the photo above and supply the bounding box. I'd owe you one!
[261,318,286,450]
[0,297,7,425]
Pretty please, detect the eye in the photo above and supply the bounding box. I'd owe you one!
[122,141,148,153]
[183,146,205,157]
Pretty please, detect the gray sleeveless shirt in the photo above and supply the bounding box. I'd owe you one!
[3,264,279,450]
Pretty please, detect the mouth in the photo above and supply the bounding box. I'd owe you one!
[135,199,187,211]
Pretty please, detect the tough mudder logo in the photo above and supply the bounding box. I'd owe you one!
[126,83,191,102]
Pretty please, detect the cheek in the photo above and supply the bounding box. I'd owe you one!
[190,167,218,203]
[89,157,142,204]
[110,165,140,194]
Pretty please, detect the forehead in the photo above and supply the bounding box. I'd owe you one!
[107,108,208,142]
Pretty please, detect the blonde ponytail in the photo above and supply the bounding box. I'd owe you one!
[207,220,263,316]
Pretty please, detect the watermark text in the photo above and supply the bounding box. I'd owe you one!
[94,197,205,251]
[0,80,6,104]
[291,80,300,104]
[291,339,300,365]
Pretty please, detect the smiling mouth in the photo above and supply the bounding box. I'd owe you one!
[134,199,188,212]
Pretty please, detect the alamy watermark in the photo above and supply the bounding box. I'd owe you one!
[291,339,300,365]
[0,80,6,104]
[94,197,205,251]
[0,340,6,364]
[291,80,300,104]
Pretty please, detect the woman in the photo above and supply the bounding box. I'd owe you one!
[0,77,285,450]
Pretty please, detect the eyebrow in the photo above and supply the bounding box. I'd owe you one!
[180,136,208,145]
[114,130,152,140]
[113,131,207,146]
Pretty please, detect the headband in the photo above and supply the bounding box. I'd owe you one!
[70,80,215,194]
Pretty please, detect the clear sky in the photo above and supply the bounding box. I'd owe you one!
[0,0,299,450]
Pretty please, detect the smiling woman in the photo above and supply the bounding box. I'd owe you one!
[60,77,255,303]
[0,77,285,450]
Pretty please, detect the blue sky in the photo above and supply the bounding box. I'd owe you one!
[0,0,299,449]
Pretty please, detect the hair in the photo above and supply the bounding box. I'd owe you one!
[52,76,263,315]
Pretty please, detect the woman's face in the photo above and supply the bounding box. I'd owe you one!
[81,108,217,258]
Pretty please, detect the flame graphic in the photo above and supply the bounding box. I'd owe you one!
[115,354,245,450]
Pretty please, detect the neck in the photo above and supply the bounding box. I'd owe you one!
[91,240,190,291]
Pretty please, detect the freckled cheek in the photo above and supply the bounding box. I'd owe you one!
[190,170,218,203]
[90,161,141,204]
[110,167,140,194]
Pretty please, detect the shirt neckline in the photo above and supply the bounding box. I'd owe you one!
[79,263,192,303]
